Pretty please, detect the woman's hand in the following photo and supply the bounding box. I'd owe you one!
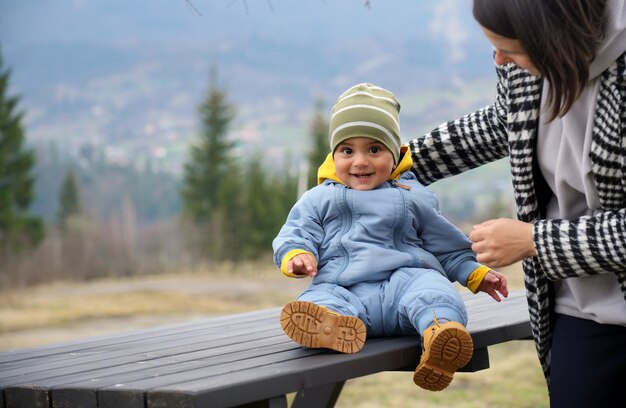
[288,253,318,277]
[469,218,537,268]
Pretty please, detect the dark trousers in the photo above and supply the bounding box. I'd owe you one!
[550,313,626,408]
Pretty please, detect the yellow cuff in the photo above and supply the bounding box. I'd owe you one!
[466,265,491,293]
[280,249,313,278]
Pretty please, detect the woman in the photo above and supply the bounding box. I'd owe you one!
[408,0,626,406]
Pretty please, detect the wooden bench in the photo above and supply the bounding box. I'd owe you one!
[0,290,531,408]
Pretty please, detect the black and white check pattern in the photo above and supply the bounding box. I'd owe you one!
[408,51,626,385]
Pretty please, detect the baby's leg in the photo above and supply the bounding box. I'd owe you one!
[388,269,473,391]
[297,282,365,318]
[280,283,366,353]
[391,268,467,334]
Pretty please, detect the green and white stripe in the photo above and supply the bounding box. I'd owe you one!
[329,83,402,163]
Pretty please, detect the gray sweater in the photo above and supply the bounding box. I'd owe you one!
[536,0,626,325]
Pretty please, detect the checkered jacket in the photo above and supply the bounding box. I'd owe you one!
[408,51,626,384]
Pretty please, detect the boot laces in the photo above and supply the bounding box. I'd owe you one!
[431,311,441,334]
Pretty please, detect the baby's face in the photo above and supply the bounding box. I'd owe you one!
[333,137,395,190]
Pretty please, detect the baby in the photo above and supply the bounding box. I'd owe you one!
[272,83,508,391]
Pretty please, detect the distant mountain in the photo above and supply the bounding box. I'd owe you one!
[1,0,509,222]
[1,0,495,161]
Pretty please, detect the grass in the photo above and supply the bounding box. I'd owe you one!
[0,261,549,407]
[1,291,246,332]
[336,341,548,408]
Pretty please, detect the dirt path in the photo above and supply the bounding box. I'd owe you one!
[0,273,309,351]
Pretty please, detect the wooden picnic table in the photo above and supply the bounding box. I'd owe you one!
[0,290,531,408]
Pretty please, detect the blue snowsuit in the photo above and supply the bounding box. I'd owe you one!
[273,148,482,336]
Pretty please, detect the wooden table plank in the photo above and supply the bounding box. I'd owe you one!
[0,316,279,381]
[146,336,422,408]
[0,309,275,364]
[3,335,293,407]
[49,341,302,408]
[0,313,282,408]
[8,334,289,387]
[1,314,277,374]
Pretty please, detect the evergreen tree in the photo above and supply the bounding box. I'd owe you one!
[240,156,298,259]
[0,52,44,253]
[306,99,329,189]
[181,68,236,222]
[56,168,82,231]
[180,68,237,260]
[215,159,246,261]
[266,164,299,252]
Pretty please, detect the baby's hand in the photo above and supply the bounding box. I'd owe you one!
[477,270,509,302]
[288,253,318,277]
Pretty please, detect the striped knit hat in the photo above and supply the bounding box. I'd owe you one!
[329,83,401,163]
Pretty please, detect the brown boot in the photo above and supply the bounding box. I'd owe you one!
[413,317,473,391]
[280,301,366,354]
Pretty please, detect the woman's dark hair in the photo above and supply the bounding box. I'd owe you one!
[473,0,607,121]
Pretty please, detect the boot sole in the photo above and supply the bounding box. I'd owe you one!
[413,324,473,391]
[280,301,366,354]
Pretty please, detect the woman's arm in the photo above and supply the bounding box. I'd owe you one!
[533,210,626,279]
[408,64,512,185]
[470,211,626,280]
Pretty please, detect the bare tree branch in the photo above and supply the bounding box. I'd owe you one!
[185,0,202,16]
[227,0,248,14]
[227,0,274,13]
[186,0,369,16]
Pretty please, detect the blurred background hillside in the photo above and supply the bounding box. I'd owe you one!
[0,0,515,287]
